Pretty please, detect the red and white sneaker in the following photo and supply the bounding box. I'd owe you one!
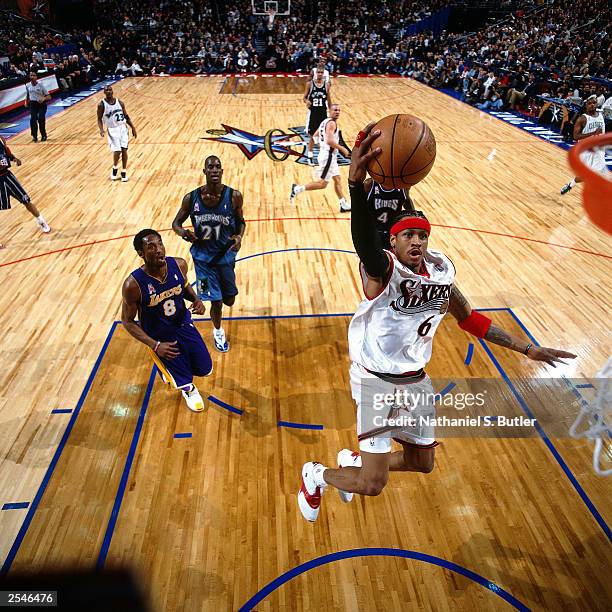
[298,462,324,522]
[337,449,361,503]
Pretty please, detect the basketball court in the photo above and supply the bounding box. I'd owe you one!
[0,75,610,610]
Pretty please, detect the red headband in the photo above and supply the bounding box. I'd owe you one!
[390,217,431,236]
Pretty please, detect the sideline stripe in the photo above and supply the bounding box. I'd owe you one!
[51,409,72,414]
[437,382,456,397]
[479,339,611,543]
[174,432,192,439]
[97,366,157,569]
[1,321,120,576]
[238,547,529,611]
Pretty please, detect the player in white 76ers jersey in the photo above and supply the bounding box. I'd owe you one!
[298,122,577,522]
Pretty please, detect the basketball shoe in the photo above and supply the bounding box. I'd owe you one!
[111,167,119,181]
[213,328,229,352]
[339,198,351,213]
[121,170,128,182]
[337,449,361,503]
[36,216,50,233]
[560,183,572,195]
[298,461,326,522]
[289,183,298,204]
[181,384,205,412]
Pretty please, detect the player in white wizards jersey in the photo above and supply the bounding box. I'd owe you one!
[561,95,608,195]
[298,122,576,522]
[97,85,137,182]
[290,104,352,212]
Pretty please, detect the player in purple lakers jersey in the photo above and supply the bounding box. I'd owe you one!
[173,155,245,352]
[121,229,213,412]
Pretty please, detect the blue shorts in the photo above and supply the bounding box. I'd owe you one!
[193,260,238,302]
[150,322,212,388]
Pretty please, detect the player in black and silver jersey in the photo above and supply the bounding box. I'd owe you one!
[303,66,331,165]
[364,177,415,249]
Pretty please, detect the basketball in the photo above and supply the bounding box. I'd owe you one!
[366,114,437,189]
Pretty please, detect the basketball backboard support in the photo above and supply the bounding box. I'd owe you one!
[252,0,291,15]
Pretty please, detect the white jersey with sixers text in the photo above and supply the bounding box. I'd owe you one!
[348,249,455,374]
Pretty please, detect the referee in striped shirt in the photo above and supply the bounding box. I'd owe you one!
[25,72,51,142]
[0,135,50,247]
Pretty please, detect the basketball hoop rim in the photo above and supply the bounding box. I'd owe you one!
[568,132,612,194]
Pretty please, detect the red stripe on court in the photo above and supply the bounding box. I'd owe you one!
[0,217,609,268]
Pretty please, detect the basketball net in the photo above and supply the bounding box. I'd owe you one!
[566,133,611,475]
[569,358,612,476]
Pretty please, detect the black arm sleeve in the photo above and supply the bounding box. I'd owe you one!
[349,182,390,278]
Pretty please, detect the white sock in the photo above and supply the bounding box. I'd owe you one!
[295,185,305,194]
[214,327,225,337]
[569,179,576,188]
[112,165,118,171]
[313,464,328,488]
[36,215,45,222]
[339,198,347,206]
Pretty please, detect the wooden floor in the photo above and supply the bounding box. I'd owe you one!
[0,76,610,611]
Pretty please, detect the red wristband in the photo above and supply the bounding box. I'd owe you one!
[354,130,367,147]
[458,311,492,338]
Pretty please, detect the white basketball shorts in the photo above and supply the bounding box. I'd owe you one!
[107,125,129,152]
[350,362,437,453]
[315,150,339,181]
[579,149,608,176]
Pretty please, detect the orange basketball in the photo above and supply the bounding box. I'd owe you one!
[366,114,436,189]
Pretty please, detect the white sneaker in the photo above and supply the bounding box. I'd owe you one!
[181,384,205,412]
[121,172,128,182]
[337,449,361,503]
[36,217,51,233]
[298,462,324,522]
[339,200,351,213]
[111,168,119,181]
[289,183,298,204]
[213,329,229,352]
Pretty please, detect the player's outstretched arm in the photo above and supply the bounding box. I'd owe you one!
[448,285,577,367]
[121,276,180,358]
[172,193,198,242]
[349,122,390,297]
[176,258,206,315]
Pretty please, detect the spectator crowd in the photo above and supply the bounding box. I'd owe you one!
[1,0,610,120]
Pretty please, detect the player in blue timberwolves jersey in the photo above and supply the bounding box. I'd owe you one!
[173,155,245,352]
[121,229,212,412]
